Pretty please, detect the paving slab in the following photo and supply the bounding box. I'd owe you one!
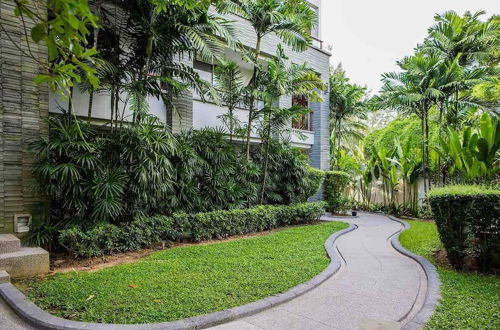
[211,213,427,330]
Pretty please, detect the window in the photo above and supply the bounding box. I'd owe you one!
[291,95,313,131]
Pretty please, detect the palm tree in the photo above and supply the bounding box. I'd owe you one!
[380,54,444,193]
[217,0,317,160]
[94,0,236,125]
[329,67,368,166]
[257,45,325,203]
[420,10,500,67]
[213,60,247,142]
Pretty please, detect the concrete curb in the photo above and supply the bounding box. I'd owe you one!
[0,223,357,330]
[385,214,441,330]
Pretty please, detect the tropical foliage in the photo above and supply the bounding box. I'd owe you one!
[28,116,323,249]
[217,0,318,159]
[333,10,499,218]
[329,65,369,166]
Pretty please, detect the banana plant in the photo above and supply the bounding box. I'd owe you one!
[434,113,499,181]
[388,138,420,212]
[370,147,399,206]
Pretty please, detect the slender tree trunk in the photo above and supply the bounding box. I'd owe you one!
[87,92,94,122]
[259,112,272,204]
[245,35,262,161]
[110,86,115,129]
[424,109,430,193]
[68,86,74,116]
[420,107,429,194]
[114,88,119,129]
[87,5,100,123]
[229,107,234,143]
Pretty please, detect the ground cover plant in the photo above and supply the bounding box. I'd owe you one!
[20,221,348,324]
[399,220,500,329]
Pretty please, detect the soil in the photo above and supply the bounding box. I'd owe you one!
[433,248,452,268]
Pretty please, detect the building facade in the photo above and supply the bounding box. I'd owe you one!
[0,0,330,233]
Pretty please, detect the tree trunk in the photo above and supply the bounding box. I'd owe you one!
[245,35,262,161]
[110,86,115,128]
[68,86,74,116]
[229,107,234,143]
[259,112,272,204]
[87,91,94,122]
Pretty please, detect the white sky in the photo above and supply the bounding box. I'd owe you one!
[321,0,500,95]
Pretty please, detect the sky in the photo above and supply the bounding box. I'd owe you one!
[321,0,500,95]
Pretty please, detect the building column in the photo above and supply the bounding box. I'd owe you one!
[309,87,331,201]
[0,0,49,233]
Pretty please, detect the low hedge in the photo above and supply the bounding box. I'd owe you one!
[323,171,351,213]
[428,185,500,271]
[59,202,327,258]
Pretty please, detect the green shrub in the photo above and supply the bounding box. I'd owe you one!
[303,166,326,200]
[323,171,351,213]
[428,185,500,271]
[59,202,327,258]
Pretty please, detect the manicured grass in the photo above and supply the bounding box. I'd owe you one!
[400,220,500,330]
[19,221,348,324]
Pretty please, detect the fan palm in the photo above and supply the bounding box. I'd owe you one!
[217,0,318,159]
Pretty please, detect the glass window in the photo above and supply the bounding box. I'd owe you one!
[291,95,312,131]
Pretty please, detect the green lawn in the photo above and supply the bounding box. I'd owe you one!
[19,221,348,324]
[400,220,500,330]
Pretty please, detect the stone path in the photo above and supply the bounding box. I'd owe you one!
[0,213,426,330]
[212,213,426,330]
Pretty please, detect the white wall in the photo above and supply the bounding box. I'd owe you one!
[49,89,167,123]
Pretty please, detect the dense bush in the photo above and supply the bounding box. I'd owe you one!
[59,202,327,258]
[304,166,326,200]
[30,117,323,249]
[428,185,500,271]
[255,140,321,204]
[323,171,351,213]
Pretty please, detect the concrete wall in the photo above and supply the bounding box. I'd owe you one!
[0,0,49,233]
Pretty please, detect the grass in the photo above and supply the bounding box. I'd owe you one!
[400,220,500,330]
[19,221,348,324]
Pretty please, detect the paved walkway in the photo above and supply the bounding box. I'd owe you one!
[212,213,426,330]
[0,213,426,330]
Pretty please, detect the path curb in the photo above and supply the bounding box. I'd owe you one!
[0,223,356,330]
[386,215,441,330]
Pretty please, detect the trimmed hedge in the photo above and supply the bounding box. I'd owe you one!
[59,202,327,258]
[323,171,351,213]
[428,185,500,271]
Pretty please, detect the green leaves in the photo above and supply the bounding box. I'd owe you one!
[436,113,499,181]
[13,0,100,94]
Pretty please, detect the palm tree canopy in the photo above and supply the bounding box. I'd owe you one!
[419,10,500,67]
[217,0,317,52]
